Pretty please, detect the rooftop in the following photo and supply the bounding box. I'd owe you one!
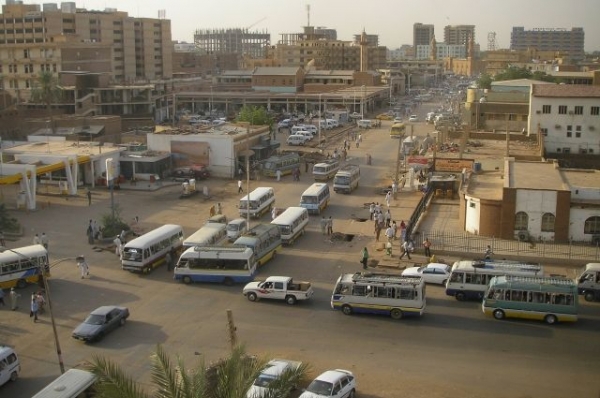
[3,139,122,158]
[509,161,568,191]
[531,84,600,98]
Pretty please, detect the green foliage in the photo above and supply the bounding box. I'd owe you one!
[0,203,20,233]
[492,66,559,84]
[476,73,492,90]
[29,71,62,108]
[100,204,129,239]
[236,106,273,127]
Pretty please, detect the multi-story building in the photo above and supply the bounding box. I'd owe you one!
[415,44,466,60]
[413,23,434,49]
[193,28,270,60]
[528,84,600,156]
[510,27,585,62]
[444,25,475,45]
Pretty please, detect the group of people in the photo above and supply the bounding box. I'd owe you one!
[319,216,334,235]
[32,232,49,250]
[86,219,102,244]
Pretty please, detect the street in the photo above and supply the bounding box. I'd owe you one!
[2,111,600,398]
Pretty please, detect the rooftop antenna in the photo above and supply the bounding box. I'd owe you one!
[306,4,310,27]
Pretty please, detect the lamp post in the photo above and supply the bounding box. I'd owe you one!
[318,94,322,147]
[361,85,365,119]
[106,158,116,220]
[3,248,74,374]
[210,86,213,117]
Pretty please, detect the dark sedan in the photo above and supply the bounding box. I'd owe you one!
[72,306,129,342]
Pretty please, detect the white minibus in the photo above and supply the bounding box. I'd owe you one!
[0,244,49,289]
[239,187,275,218]
[286,135,307,146]
[31,368,97,398]
[313,159,340,181]
[226,218,248,241]
[0,345,20,387]
[121,224,184,273]
[300,183,330,215]
[333,164,360,194]
[271,206,309,245]
[183,223,227,248]
[233,223,282,266]
[174,246,257,285]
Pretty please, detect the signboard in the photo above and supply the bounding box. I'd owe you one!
[407,156,430,168]
[434,158,474,172]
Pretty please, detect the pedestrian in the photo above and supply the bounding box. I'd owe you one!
[369,202,375,221]
[92,220,99,240]
[375,224,382,242]
[216,203,222,215]
[423,238,432,258]
[40,232,49,250]
[33,233,40,245]
[87,189,92,206]
[384,209,391,227]
[0,230,5,247]
[377,211,384,230]
[344,139,347,150]
[238,167,243,177]
[361,247,369,270]
[327,216,333,235]
[399,240,412,260]
[238,179,243,193]
[165,249,173,272]
[9,288,20,310]
[375,202,381,214]
[0,288,5,307]
[276,169,282,181]
[77,255,90,279]
[359,133,362,143]
[485,245,493,260]
[356,136,360,148]
[391,221,397,239]
[400,220,406,230]
[385,225,395,244]
[209,205,216,217]
[385,191,391,207]
[30,294,39,323]
[392,180,398,195]
[318,216,326,235]
[119,229,127,243]
[113,236,123,258]
[35,291,46,314]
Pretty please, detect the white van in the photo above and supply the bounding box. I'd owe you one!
[301,124,317,135]
[287,134,308,146]
[296,131,313,141]
[326,118,338,128]
[0,345,20,387]
[357,119,372,129]
[226,218,248,241]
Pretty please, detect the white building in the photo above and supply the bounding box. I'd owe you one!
[415,44,466,60]
[528,84,600,155]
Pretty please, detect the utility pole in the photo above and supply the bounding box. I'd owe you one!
[226,309,238,351]
[393,132,403,200]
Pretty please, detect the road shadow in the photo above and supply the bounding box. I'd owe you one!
[70,319,167,349]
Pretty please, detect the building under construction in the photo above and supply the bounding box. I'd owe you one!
[193,28,270,59]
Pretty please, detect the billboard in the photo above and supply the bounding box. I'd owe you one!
[434,158,474,172]
[170,141,210,168]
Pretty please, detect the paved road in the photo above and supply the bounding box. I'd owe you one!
[2,117,600,398]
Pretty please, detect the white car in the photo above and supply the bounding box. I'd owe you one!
[402,262,451,285]
[408,115,419,122]
[299,369,356,398]
[349,112,361,119]
[393,117,403,123]
[287,134,308,146]
[246,359,303,398]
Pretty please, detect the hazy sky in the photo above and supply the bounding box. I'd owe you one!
[23,0,600,51]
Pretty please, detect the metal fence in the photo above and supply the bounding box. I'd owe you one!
[419,229,600,262]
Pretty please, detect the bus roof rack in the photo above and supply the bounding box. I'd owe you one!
[351,272,422,285]
[473,260,542,271]
[503,275,576,286]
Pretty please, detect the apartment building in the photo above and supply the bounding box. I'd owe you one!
[510,27,585,61]
[444,25,475,45]
[413,23,434,49]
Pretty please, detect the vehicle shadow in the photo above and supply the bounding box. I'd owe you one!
[70,320,167,349]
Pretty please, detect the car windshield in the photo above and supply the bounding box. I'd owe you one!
[84,314,105,325]
[227,224,240,231]
[306,380,333,395]
[253,374,277,387]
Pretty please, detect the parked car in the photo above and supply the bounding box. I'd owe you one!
[349,112,361,119]
[287,134,308,146]
[0,345,20,387]
[246,359,303,398]
[72,306,130,342]
[299,369,356,398]
[408,115,419,122]
[401,263,451,285]
[393,117,403,123]
[170,165,210,181]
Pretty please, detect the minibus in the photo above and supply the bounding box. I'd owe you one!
[174,246,257,285]
[300,183,330,215]
[333,164,360,194]
[313,159,340,181]
[183,223,227,248]
[234,223,282,266]
[121,224,184,273]
[239,187,275,218]
[271,206,309,245]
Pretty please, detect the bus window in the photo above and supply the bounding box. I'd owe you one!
[450,272,463,283]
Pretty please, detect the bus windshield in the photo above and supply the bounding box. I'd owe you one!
[301,196,317,204]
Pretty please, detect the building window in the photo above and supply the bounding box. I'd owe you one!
[584,216,600,234]
[515,212,529,231]
[592,106,599,116]
[574,106,583,115]
[542,105,551,114]
[541,213,555,232]
[558,105,567,115]
[540,128,548,136]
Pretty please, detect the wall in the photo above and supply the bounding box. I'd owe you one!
[515,189,558,241]
[569,208,600,242]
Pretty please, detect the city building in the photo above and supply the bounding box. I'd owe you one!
[413,23,434,49]
[193,28,270,60]
[415,44,466,60]
[510,27,585,62]
[444,25,475,45]
[528,84,600,156]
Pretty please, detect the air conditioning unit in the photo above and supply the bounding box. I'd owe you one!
[517,230,530,242]
[592,235,600,246]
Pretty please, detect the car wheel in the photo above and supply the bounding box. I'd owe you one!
[545,314,558,325]
[390,308,403,320]
[455,292,466,301]
[247,292,258,302]
[348,389,355,398]
[493,309,505,320]
[584,292,595,302]
[183,276,192,284]
[10,371,18,382]
[119,317,126,326]
[341,304,353,315]
[285,295,297,305]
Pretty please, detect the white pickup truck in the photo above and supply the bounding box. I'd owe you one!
[243,276,314,305]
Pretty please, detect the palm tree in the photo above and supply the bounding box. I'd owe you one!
[87,344,307,398]
[29,70,62,133]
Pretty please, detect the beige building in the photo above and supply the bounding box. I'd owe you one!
[444,25,475,45]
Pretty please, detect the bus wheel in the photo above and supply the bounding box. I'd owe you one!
[10,371,18,382]
[493,309,505,320]
[544,314,558,325]
[285,295,297,305]
[183,276,192,284]
[223,277,234,286]
[390,308,403,320]
[455,292,466,301]
[584,292,596,302]
[341,304,353,315]
[16,279,27,289]
[247,292,258,302]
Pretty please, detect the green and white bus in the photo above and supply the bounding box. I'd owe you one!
[482,275,578,324]
[233,223,282,267]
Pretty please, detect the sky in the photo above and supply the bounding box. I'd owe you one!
[20,0,600,51]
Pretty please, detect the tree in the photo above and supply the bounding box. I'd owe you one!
[493,66,532,81]
[29,71,62,133]
[476,73,492,90]
[87,344,307,398]
[236,106,273,127]
[100,203,129,239]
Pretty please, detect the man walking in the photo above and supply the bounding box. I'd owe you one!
[30,294,39,323]
[361,247,369,270]
[385,191,391,208]
[399,240,412,260]
[385,225,395,244]
[9,288,20,310]
[276,169,282,181]
[87,189,92,206]
[165,249,173,272]
[327,216,333,235]
[369,202,375,221]
[238,179,243,194]
[113,236,123,259]
[423,238,432,258]
[77,256,90,279]
[33,234,41,245]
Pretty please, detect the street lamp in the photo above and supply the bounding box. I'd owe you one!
[2,248,74,374]
[210,86,213,117]
[361,85,365,119]
[318,94,322,147]
[106,158,116,220]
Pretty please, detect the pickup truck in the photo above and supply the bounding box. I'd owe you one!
[243,276,313,305]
